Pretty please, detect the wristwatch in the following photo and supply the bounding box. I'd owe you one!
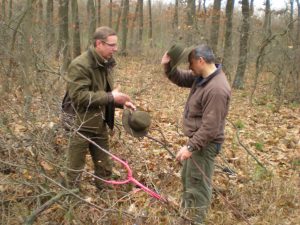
[187,145,195,152]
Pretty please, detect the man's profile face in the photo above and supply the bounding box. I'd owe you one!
[96,35,118,60]
[189,57,203,76]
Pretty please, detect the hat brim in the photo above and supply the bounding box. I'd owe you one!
[170,46,195,72]
[122,109,148,138]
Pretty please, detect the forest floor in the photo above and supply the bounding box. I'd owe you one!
[0,55,299,225]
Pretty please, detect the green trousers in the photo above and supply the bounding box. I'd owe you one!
[181,142,220,223]
[66,129,112,188]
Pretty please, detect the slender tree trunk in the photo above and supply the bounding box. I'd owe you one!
[263,0,271,38]
[148,0,153,47]
[289,0,294,31]
[138,0,143,47]
[296,0,300,47]
[232,0,250,89]
[2,0,6,21]
[23,0,35,119]
[109,0,112,28]
[8,0,12,20]
[115,0,124,33]
[129,1,139,48]
[57,0,70,73]
[38,0,43,22]
[173,0,179,29]
[198,0,202,13]
[186,0,196,27]
[210,0,222,54]
[46,0,54,49]
[87,0,96,44]
[250,0,254,16]
[223,0,235,82]
[71,0,81,58]
[97,0,101,26]
[120,0,129,55]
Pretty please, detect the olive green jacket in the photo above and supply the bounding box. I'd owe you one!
[63,45,116,133]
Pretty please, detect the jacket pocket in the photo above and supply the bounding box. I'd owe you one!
[76,111,104,130]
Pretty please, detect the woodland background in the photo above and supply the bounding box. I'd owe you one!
[0,0,299,224]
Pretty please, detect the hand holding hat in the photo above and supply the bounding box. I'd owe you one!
[122,109,151,137]
[163,44,194,72]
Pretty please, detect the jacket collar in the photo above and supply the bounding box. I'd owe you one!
[88,45,116,69]
[196,64,222,87]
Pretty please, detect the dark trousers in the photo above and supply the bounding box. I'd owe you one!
[181,142,220,223]
[66,129,112,188]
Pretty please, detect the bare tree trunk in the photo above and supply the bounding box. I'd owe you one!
[8,0,12,20]
[1,0,6,21]
[289,0,294,31]
[250,0,254,16]
[186,0,196,44]
[138,0,143,47]
[210,0,222,54]
[232,0,250,89]
[23,0,35,119]
[173,0,179,29]
[38,0,43,22]
[120,0,129,55]
[109,0,112,28]
[296,0,300,47]
[115,0,124,33]
[87,0,96,45]
[46,0,54,49]
[97,0,101,26]
[57,0,70,73]
[186,0,196,27]
[129,1,139,48]
[71,0,81,58]
[148,0,153,47]
[223,0,235,82]
[263,0,271,38]
[198,0,202,13]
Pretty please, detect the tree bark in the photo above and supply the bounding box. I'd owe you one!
[8,0,12,20]
[1,0,6,21]
[46,0,54,49]
[210,0,222,54]
[148,0,153,47]
[87,0,96,44]
[233,0,250,89]
[263,0,271,38]
[129,1,139,48]
[97,0,101,26]
[56,0,70,73]
[120,0,129,55]
[71,0,81,58]
[223,0,235,81]
[115,0,124,33]
[138,0,143,46]
[173,0,179,29]
[109,0,112,28]
[296,0,300,47]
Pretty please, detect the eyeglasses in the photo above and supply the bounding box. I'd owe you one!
[101,40,118,48]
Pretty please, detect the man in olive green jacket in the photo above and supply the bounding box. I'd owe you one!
[62,26,135,189]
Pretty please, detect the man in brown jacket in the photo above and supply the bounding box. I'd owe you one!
[161,44,231,224]
[62,26,135,190]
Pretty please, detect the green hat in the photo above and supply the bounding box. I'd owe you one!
[122,109,151,137]
[167,44,194,72]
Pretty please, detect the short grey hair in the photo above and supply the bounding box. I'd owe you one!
[93,26,116,46]
[189,44,215,63]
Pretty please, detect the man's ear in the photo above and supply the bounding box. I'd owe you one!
[95,39,102,47]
